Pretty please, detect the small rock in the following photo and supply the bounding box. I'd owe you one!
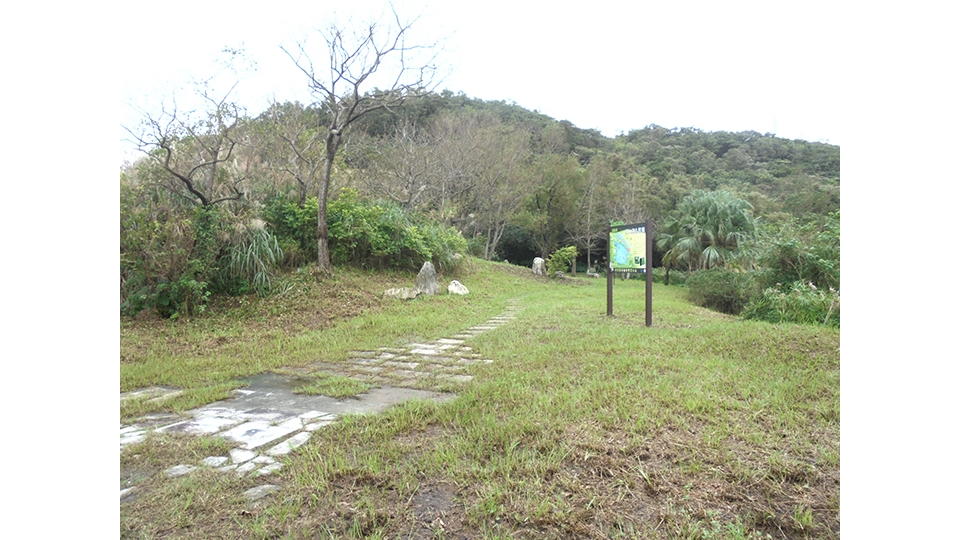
[447,280,469,295]
[384,287,420,300]
[554,271,566,279]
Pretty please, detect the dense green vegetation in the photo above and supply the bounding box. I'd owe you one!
[121,88,839,323]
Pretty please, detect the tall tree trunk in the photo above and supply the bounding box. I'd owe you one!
[317,133,340,273]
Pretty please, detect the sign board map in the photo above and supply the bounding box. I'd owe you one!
[609,224,646,272]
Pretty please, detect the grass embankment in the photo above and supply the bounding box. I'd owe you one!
[121,259,839,539]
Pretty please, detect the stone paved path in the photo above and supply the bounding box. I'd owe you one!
[120,301,519,502]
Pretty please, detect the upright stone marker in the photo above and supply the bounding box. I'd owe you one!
[416,262,439,295]
[532,257,546,276]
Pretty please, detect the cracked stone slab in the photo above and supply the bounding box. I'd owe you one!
[257,463,284,476]
[347,357,382,366]
[388,369,422,379]
[120,386,181,403]
[177,407,246,435]
[435,365,468,374]
[382,361,420,369]
[221,420,302,450]
[351,365,386,374]
[304,419,335,431]
[267,432,312,456]
[230,448,258,463]
[237,462,259,475]
[120,431,146,448]
[436,338,465,345]
[201,456,229,467]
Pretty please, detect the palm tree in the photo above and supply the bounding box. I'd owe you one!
[657,190,757,283]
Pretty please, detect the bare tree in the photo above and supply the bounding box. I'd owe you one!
[362,119,441,210]
[263,101,326,207]
[283,8,442,272]
[126,82,245,207]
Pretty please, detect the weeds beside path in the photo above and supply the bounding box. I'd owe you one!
[121,260,839,539]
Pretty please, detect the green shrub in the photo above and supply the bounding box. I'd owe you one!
[753,211,839,291]
[546,246,578,276]
[327,189,466,271]
[262,197,319,267]
[742,281,840,327]
[121,203,225,318]
[685,269,760,315]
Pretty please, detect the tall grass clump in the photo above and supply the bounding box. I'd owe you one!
[742,281,840,327]
[685,269,760,315]
[217,219,284,297]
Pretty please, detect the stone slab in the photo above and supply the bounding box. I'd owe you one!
[230,448,257,464]
[165,464,196,478]
[267,431,312,456]
[244,484,279,501]
[221,421,302,450]
[257,463,284,476]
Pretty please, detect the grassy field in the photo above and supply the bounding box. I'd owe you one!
[120,259,839,539]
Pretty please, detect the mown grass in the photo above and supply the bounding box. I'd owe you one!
[121,259,839,539]
[293,373,373,399]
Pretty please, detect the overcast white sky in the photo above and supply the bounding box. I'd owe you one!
[119,0,841,163]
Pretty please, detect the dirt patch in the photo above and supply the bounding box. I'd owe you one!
[409,483,465,538]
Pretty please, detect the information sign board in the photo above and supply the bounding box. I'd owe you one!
[609,224,647,273]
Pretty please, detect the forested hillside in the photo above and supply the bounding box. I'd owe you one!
[121,89,839,321]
